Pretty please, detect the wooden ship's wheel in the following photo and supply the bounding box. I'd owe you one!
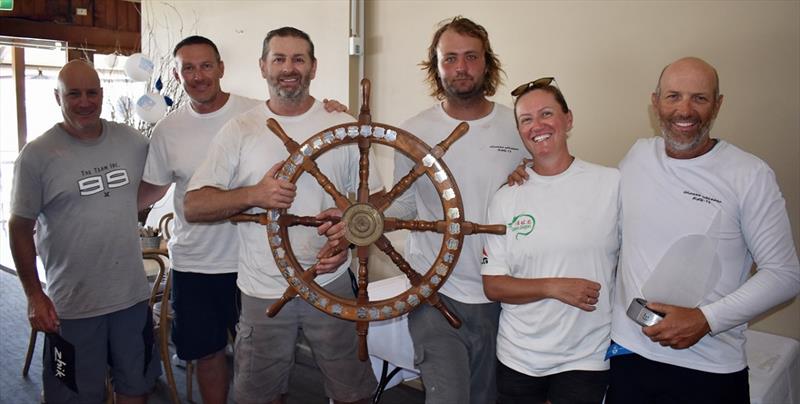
[230,79,505,360]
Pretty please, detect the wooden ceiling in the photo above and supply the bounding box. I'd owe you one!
[0,0,141,55]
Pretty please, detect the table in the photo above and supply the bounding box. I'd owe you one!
[746,329,800,404]
[365,276,800,404]
[366,276,420,399]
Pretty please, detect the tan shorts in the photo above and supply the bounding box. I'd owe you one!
[233,273,377,403]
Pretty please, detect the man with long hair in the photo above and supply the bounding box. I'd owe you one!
[387,16,526,404]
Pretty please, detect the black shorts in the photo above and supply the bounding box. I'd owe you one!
[607,353,749,404]
[497,361,609,404]
[171,270,240,360]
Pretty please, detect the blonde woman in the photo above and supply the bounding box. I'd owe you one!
[481,78,620,404]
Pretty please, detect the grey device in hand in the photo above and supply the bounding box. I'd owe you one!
[626,298,665,327]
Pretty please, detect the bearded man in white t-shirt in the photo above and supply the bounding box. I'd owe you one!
[183,27,378,404]
[386,16,526,404]
[138,35,348,404]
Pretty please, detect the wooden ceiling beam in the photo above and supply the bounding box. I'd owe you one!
[0,17,139,54]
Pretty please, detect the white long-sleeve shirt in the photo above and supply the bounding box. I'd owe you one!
[611,137,800,373]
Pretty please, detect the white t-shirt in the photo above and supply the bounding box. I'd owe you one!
[482,159,620,376]
[188,100,382,299]
[612,137,800,373]
[143,94,261,274]
[388,103,527,304]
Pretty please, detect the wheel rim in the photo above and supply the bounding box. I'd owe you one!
[264,121,465,322]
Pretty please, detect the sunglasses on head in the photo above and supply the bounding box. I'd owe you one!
[511,77,557,97]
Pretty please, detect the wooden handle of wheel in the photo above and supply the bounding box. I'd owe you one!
[265,243,345,317]
[434,122,469,157]
[462,222,506,235]
[357,321,369,361]
[359,78,371,124]
[229,213,269,225]
[266,293,294,318]
[429,294,462,329]
[267,118,300,152]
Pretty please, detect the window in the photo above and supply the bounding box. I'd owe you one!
[0,45,145,275]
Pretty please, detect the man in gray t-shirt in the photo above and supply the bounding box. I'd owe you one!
[9,60,159,403]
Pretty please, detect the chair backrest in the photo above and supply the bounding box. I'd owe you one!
[158,213,174,241]
[143,252,169,308]
[143,250,180,404]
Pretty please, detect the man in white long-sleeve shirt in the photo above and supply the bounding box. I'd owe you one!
[606,57,800,403]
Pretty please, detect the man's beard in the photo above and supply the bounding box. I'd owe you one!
[442,75,485,101]
[270,73,309,101]
[659,117,714,153]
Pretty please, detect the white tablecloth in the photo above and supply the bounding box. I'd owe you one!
[746,329,800,404]
[367,276,419,389]
[365,276,800,403]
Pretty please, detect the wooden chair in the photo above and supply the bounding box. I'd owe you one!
[158,212,174,242]
[144,251,180,404]
[154,212,199,402]
[22,327,37,377]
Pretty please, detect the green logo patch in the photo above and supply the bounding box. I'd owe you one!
[508,213,535,239]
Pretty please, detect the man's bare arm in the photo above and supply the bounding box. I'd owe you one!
[506,158,532,186]
[137,181,171,211]
[9,215,59,332]
[184,162,296,223]
[185,186,261,222]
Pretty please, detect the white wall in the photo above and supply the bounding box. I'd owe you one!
[141,0,800,339]
[364,0,800,339]
[142,0,351,103]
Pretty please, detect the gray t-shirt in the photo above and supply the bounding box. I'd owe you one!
[11,120,151,319]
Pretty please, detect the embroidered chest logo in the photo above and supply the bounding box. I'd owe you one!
[489,145,520,154]
[508,213,535,239]
[682,190,722,206]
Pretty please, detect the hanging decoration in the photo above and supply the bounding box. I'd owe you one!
[123,53,155,82]
[127,56,174,123]
[135,91,168,123]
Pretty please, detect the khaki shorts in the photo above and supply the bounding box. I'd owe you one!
[234,273,377,403]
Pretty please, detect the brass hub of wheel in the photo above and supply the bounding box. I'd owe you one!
[343,203,384,246]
